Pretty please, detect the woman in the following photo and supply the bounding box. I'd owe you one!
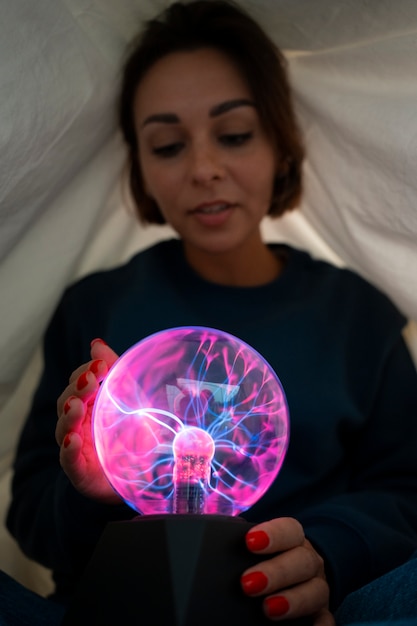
[6,2,417,625]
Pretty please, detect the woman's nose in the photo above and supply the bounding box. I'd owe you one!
[190,143,225,184]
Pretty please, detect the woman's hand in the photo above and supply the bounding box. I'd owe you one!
[55,338,121,504]
[241,517,334,625]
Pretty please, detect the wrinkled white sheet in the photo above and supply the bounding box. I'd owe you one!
[1,0,416,593]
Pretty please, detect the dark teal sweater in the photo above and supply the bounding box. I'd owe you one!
[7,239,417,609]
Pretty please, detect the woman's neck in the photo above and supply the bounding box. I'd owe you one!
[183,237,283,287]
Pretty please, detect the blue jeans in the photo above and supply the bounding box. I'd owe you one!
[0,571,65,626]
[335,554,417,625]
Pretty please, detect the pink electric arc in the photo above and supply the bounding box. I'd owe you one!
[92,326,290,516]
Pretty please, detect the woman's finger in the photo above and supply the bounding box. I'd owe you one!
[59,431,83,481]
[246,517,305,554]
[90,338,119,367]
[242,543,323,596]
[314,608,336,626]
[68,362,91,385]
[263,577,330,621]
[55,395,85,446]
[57,367,101,416]
[68,358,108,385]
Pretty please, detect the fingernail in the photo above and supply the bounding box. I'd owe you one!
[91,338,107,348]
[63,433,72,449]
[76,371,90,390]
[63,398,73,414]
[241,571,268,595]
[246,530,269,551]
[264,596,290,618]
[89,359,103,376]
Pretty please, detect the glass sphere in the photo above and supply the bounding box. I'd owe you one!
[92,326,289,516]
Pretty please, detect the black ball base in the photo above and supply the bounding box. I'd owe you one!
[62,514,274,626]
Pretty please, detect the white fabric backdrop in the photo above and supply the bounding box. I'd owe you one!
[1,0,416,594]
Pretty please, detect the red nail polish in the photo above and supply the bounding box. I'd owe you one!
[77,371,90,390]
[241,571,268,595]
[265,596,290,618]
[63,433,72,449]
[63,398,72,414]
[89,359,102,375]
[91,338,107,348]
[246,530,269,551]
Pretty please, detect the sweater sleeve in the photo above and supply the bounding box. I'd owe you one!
[300,332,417,610]
[6,288,136,599]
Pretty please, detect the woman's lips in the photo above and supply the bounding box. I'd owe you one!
[193,202,230,214]
[190,202,235,226]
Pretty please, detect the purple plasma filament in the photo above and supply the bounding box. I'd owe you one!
[92,326,290,516]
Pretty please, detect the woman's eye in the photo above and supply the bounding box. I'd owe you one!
[220,132,253,147]
[152,142,183,158]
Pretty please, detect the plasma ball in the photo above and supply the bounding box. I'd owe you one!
[92,326,290,516]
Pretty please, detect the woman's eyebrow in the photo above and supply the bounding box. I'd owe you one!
[141,113,179,128]
[209,98,255,117]
[141,99,255,129]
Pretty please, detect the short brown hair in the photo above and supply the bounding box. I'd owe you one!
[119,0,304,224]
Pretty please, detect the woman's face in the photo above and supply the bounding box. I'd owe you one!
[134,48,277,258]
